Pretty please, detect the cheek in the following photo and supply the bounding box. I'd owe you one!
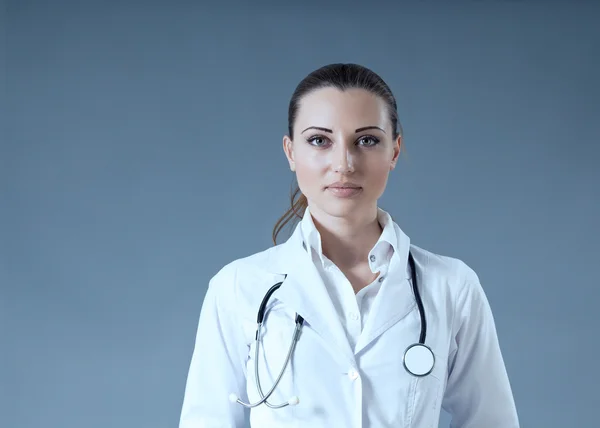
[295,164,322,192]
[365,162,392,187]
[294,152,327,182]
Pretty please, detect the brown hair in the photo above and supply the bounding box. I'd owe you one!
[271,63,403,245]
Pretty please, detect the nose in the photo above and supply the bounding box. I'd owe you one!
[332,145,355,174]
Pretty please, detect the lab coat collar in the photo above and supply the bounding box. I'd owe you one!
[269,207,416,360]
[269,223,356,366]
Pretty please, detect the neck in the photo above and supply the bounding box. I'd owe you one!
[309,205,383,269]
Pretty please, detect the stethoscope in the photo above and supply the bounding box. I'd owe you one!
[229,251,435,409]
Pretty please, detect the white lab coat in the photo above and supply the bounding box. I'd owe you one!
[179,217,520,427]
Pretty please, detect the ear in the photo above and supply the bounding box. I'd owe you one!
[283,135,296,171]
[390,135,402,170]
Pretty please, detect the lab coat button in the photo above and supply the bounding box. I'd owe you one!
[349,312,359,321]
[348,369,359,380]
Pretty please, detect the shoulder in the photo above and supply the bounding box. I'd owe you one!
[409,244,496,345]
[410,244,494,323]
[410,244,480,290]
[409,244,488,315]
[210,243,283,285]
[204,243,286,314]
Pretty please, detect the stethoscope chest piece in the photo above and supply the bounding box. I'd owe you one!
[403,343,435,377]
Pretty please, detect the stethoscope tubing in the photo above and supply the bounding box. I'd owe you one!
[408,252,427,344]
[255,321,302,408]
[233,251,428,408]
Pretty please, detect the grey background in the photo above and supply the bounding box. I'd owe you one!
[3,1,599,427]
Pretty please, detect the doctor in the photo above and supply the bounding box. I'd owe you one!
[179,63,520,427]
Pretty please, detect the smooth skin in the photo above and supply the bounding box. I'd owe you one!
[283,87,402,292]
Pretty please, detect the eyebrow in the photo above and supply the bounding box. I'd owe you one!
[301,125,386,134]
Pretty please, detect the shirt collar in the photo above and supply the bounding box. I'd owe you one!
[299,205,398,273]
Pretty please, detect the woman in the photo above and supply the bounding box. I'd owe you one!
[178,63,520,427]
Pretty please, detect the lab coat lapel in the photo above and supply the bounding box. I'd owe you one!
[272,226,356,367]
[355,225,416,355]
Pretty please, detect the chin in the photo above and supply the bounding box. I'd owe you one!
[316,198,372,218]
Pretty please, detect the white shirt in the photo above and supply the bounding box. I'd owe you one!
[300,206,399,351]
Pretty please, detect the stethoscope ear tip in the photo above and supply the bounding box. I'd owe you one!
[288,396,300,406]
[228,393,239,403]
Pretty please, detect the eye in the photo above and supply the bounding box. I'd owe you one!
[357,135,380,147]
[306,135,329,147]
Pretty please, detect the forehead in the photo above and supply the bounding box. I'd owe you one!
[295,87,388,131]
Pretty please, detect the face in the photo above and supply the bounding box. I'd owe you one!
[283,87,401,220]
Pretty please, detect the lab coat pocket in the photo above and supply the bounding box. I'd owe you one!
[407,347,446,428]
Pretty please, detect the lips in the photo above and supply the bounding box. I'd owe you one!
[326,182,363,198]
[326,182,361,189]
